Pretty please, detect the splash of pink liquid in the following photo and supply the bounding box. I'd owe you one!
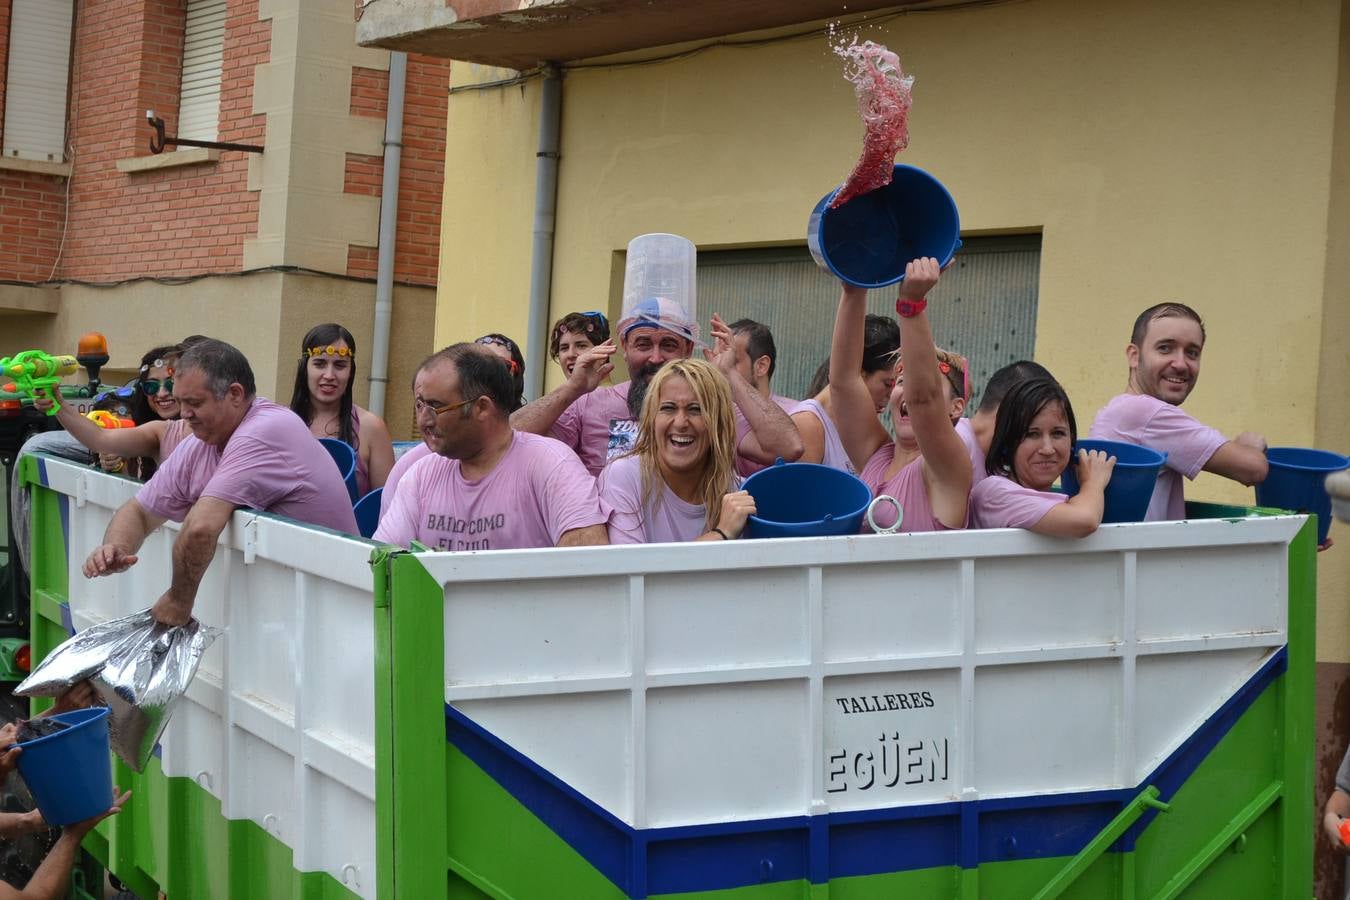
[829,39,913,210]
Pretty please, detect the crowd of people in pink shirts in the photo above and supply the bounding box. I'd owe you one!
[36,252,1296,634]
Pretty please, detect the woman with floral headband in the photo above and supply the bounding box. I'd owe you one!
[33,343,191,480]
[289,323,394,496]
[829,258,973,532]
[549,311,610,379]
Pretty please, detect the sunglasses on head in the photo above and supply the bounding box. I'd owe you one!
[140,378,174,396]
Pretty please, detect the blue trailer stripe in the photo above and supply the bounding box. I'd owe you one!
[446,646,1286,897]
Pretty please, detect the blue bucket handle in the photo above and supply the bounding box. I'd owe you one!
[865,494,904,534]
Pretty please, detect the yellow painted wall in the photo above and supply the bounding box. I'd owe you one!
[437,0,1349,653]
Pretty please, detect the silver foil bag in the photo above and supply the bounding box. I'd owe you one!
[15,609,220,772]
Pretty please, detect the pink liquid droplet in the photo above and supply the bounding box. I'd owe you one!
[828,38,913,210]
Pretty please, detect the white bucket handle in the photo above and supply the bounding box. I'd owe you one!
[866,494,904,534]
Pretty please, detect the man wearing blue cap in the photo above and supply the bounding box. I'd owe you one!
[512,299,802,476]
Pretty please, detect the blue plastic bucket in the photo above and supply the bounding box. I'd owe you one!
[15,707,113,826]
[1060,439,1168,524]
[807,164,962,289]
[319,437,359,504]
[353,487,383,539]
[743,462,873,538]
[1255,447,1349,545]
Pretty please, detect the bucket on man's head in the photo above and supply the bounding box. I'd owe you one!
[15,707,113,826]
[743,462,873,538]
[807,164,962,289]
[1255,447,1350,546]
[1060,439,1168,524]
[319,438,359,505]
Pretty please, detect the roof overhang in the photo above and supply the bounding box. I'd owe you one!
[357,0,923,69]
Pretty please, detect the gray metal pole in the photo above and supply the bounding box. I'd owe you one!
[368,51,407,416]
[524,64,562,402]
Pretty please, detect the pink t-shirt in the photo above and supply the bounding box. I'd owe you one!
[970,474,1068,529]
[158,419,191,462]
[735,394,800,477]
[380,441,433,516]
[790,398,854,474]
[1088,393,1226,521]
[859,442,960,533]
[550,383,635,477]
[955,418,988,488]
[137,398,359,535]
[373,431,610,551]
[598,455,718,544]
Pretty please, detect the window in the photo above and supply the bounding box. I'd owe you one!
[2,0,74,162]
[177,0,227,144]
[696,235,1042,409]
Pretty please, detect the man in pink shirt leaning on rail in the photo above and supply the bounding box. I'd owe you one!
[1088,302,1269,524]
[81,339,359,626]
[374,344,610,551]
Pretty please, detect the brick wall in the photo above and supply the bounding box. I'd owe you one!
[344,53,449,286]
[0,171,66,281]
[48,0,267,281]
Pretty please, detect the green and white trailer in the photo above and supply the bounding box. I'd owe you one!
[21,453,1316,899]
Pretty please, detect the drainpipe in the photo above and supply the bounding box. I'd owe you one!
[524,63,562,402]
[368,51,407,417]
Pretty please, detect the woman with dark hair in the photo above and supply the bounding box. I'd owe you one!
[971,377,1116,537]
[289,323,394,495]
[473,333,526,412]
[549,311,610,378]
[799,315,899,473]
[35,343,188,480]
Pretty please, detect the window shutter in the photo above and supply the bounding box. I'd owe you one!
[178,0,227,144]
[2,0,74,162]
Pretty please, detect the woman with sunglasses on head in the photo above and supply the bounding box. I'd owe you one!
[473,334,527,412]
[549,311,610,379]
[289,323,395,496]
[34,344,191,480]
[598,358,756,543]
[830,258,973,532]
[971,377,1116,537]
[379,332,527,517]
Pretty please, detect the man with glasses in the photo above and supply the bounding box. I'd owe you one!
[81,339,358,626]
[511,299,803,476]
[375,344,609,551]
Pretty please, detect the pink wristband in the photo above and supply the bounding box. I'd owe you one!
[896,296,928,318]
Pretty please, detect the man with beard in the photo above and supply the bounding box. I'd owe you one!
[1089,302,1268,522]
[511,298,802,476]
[375,344,609,550]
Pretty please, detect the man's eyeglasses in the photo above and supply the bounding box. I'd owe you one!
[140,378,174,396]
[414,395,478,418]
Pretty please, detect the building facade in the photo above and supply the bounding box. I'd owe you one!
[1,0,449,439]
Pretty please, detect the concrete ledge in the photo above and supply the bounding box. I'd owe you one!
[116,148,221,174]
[0,283,60,315]
[0,157,71,178]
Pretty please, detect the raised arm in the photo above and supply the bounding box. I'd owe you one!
[34,389,165,460]
[705,315,802,464]
[894,259,972,527]
[510,340,615,435]
[829,286,892,470]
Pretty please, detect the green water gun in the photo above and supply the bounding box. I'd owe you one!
[0,350,79,416]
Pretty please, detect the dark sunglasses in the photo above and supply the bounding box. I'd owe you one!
[140,378,174,396]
